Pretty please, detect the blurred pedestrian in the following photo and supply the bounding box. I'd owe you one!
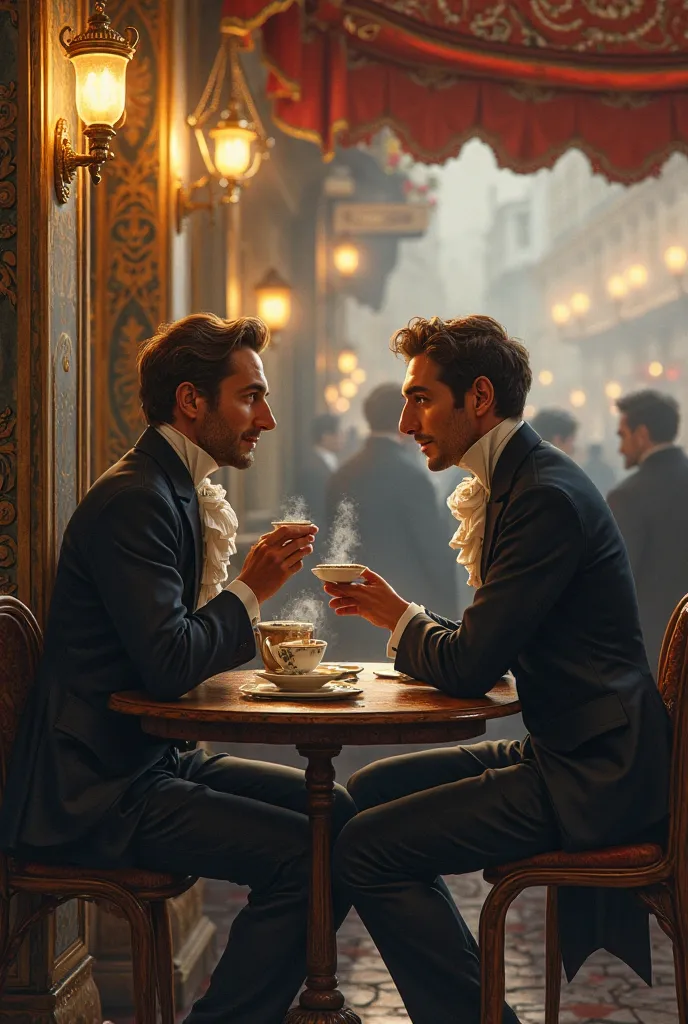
[297,412,343,529]
[531,407,578,456]
[608,389,688,674]
[326,382,456,660]
[583,442,617,495]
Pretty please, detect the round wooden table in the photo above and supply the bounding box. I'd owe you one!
[110,664,520,1024]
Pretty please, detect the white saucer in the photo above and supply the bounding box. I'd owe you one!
[373,668,414,681]
[240,681,363,701]
[257,667,351,687]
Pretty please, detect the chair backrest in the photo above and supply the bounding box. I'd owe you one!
[656,594,688,864]
[0,596,42,800]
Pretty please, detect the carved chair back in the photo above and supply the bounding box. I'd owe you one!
[656,594,688,867]
[0,596,42,888]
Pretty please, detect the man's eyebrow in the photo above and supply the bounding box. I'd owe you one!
[240,382,268,395]
[402,384,430,397]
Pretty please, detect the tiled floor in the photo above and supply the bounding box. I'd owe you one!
[202,873,678,1024]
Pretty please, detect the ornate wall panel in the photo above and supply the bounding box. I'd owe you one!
[0,2,18,598]
[93,0,171,471]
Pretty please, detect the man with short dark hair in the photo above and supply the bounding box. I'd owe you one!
[531,407,578,456]
[297,411,342,528]
[326,381,456,659]
[322,316,670,1024]
[0,313,355,1024]
[608,388,688,672]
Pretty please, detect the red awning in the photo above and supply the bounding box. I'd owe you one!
[222,0,688,182]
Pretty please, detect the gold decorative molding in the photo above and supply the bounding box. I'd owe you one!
[93,0,171,472]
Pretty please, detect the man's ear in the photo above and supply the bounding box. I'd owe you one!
[472,375,495,418]
[175,381,201,421]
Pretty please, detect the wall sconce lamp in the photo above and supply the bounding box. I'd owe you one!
[255,269,292,334]
[176,33,273,231]
[54,0,138,204]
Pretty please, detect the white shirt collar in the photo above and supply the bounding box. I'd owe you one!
[314,446,339,473]
[459,418,523,495]
[155,423,219,487]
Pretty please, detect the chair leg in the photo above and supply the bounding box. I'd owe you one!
[544,886,561,1024]
[109,889,158,1024]
[480,878,524,1024]
[150,900,176,1024]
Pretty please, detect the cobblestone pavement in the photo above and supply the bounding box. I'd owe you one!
[204,874,678,1024]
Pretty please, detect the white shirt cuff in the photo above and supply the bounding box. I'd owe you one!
[386,602,424,659]
[225,579,260,625]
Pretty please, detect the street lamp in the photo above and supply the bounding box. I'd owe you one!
[255,269,292,334]
[625,263,648,290]
[551,303,571,326]
[337,348,358,375]
[333,237,361,277]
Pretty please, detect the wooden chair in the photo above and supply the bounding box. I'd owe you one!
[478,593,688,1023]
[0,596,196,1024]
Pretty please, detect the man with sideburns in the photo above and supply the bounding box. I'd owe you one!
[0,313,356,1024]
[323,315,671,1024]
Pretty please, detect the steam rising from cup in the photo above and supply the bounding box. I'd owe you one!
[325,498,360,564]
[280,590,329,638]
[277,495,310,522]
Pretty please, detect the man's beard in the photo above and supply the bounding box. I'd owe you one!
[197,414,256,469]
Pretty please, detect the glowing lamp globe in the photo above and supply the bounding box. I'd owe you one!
[71,52,128,125]
[538,370,554,386]
[334,397,350,413]
[333,238,360,276]
[626,264,648,289]
[255,269,291,333]
[210,121,256,180]
[340,379,358,399]
[337,349,358,375]
[324,385,339,405]
[551,303,571,326]
[607,274,628,300]
[570,389,587,408]
[570,292,590,316]
[648,361,664,378]
[664,246,688,276]
[605,381,623,400]
[351,367,367,385]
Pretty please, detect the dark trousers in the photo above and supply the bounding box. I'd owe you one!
[130,748,356,1024]
[334,740,561,1024]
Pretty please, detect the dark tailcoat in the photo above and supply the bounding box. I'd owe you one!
[396,424,671,981]
[0,428,255,862]
[326,435,457,659]
[607,445,688,674]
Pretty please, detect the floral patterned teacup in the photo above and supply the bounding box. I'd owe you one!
[265,638,327,675]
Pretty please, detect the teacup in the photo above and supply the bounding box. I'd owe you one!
[255,620,313,671]
[266,638,327,675]
[311,563,367,584]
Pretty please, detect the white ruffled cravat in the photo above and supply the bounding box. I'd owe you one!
[156,424,239,610]
[446,417,523,589]
[447,475,488,588]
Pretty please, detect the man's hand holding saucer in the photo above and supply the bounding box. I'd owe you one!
[323,568,410,630]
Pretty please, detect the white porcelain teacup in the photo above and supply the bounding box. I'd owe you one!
[265,637,327,675]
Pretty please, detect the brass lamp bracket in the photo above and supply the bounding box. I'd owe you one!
[54,118,116,204]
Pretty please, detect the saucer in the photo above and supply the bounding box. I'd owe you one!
[240,681,363,701]
[256,667,351,690]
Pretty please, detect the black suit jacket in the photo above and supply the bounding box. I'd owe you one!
[0,428,255,861]
[396,424,671,980]
[607,445,688,674]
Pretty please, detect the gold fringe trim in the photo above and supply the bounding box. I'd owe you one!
[221,0,301,37]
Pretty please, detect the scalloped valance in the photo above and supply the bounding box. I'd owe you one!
[222,0,688,182]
